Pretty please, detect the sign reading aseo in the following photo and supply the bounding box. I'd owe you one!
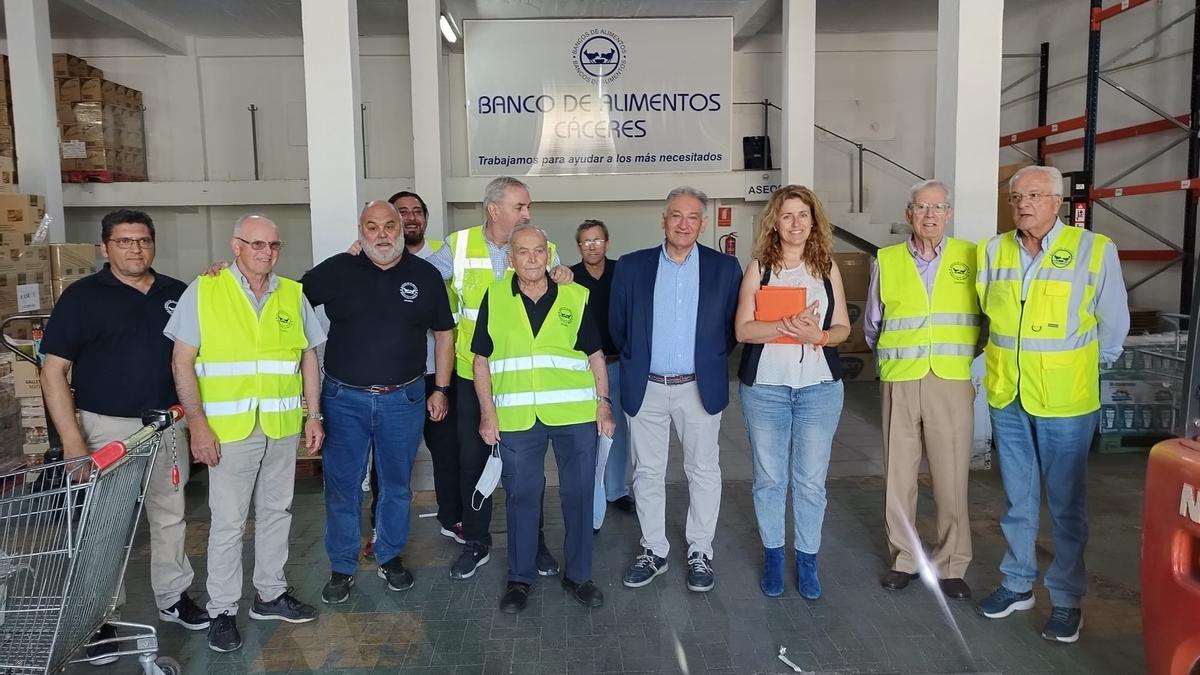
[465,18,732,176]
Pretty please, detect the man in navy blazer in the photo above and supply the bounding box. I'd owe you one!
[608,186,742,593]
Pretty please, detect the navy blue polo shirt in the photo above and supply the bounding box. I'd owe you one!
[40,264,186,417]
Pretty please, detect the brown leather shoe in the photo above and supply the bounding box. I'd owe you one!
[939,577,971,599]
[881,570,918,591]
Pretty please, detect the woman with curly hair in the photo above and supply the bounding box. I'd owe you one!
[734,185,851,599]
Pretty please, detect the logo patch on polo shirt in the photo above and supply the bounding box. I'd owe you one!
[276,310,294,330]
[163,299,177,315]
[558,307,574,326]
[399,282,419,302]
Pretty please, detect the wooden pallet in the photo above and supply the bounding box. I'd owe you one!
[61,170,147,183]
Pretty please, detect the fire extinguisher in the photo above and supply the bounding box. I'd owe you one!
[719,232,737,255]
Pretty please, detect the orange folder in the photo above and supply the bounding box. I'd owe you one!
[754,286,808,345]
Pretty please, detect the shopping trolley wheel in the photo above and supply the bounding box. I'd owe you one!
[150,656,181,675]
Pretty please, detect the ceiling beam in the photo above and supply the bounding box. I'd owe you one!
[59,0,189,55]
[733,0,778,50]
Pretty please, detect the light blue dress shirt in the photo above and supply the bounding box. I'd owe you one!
[649,243,700,376]
[1015,220,1130,364]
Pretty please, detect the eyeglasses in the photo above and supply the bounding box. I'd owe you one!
[1008,192,1061,205]
[578,238,607,248]
[909,202,951,214]
[236,236,283,251]
[108,237,154,249]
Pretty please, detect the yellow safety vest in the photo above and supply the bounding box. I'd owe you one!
[447,226,556,379]
[486,280,596,432]
[426,238,458,317]
[876,238,981,381]
[977,225,1109,417]
[195,269,308,442]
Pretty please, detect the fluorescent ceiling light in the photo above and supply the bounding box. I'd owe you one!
[439,14,458,43]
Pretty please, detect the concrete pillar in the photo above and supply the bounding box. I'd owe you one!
[781,0,816,188]
[407,1,447,240]
[301,0,363,264]
[935,0,1004,243]
[4,0,66,240]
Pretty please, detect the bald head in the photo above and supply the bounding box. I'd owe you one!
[358,200,403,268]
[234,214,278,240]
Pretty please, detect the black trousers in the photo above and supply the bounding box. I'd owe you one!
[456,373,545,549]
[370,374,463,530]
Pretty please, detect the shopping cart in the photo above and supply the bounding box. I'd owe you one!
[0,405,184,675]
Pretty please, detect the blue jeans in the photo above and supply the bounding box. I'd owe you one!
[593,361,630,528]
[740,380,844,553]
[322,376,425,575]
[990,398,1097,608]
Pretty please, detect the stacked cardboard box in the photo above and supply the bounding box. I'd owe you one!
[0,55,12,171]
[0,155,12,192]
[50,243,97,301]
[833,251,877,381]
[12,359,47,454]
[1095,334,1186,453]
[0,193,51,318]
[53,53,146,179]
[0,351,23,469]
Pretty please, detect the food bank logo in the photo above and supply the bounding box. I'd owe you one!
[573,29,626,84]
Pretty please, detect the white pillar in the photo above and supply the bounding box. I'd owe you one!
[935,0,1004,244]
[4,0,65,240]
[407,1,447,240]
[301,0,364,264]
[781,0,816,187]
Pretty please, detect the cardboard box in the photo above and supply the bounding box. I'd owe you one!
[11,360,39,399]
[55,77,81,103]
[52,274,89,301]
[832,252,873,301]
[0,193,45,233]
[52,53,89,78]
[838,352,878,382]
[839,299,870,353]
[50,244,97,278]
[0,156,12,192]
[85,65,104,79]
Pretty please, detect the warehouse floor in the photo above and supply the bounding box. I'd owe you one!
[65,380,1148,675]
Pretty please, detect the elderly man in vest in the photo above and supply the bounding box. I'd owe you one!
[975,165,1129,643]
[470,225,614,614]
[425,176,575,580]
[167,214,326,653]
[864,180,980,601]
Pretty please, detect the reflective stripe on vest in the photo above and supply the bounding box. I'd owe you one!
[448,226,558,380]
[485,280,596,432]
[195,270,308,442]
[875,238,981,382]
[977,225,1108,417]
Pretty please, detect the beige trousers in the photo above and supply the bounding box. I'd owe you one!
[79,410,194,611]
[880,373,974,578]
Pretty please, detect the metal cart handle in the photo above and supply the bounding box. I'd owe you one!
[0,313,53,365]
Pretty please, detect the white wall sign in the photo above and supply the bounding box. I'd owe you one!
[16,284,39,312]
[465,18,732,176]
[744,170,782,201]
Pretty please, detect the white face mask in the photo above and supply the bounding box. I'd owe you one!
[471,445,503,510]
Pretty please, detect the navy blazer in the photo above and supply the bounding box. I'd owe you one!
[609,243,742,416]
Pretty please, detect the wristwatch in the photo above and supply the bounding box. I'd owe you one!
[597,395,613,406]
[432,384,451,395]
[306,412,324,422]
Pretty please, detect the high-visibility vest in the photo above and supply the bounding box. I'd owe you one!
[447,226,556,379]
[195,269,308,442]
[486,280,596,432]
[876,238,981,381]
[977,225,1109,417]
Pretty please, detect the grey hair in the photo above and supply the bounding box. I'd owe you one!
[233,214,272,237]
[483,176,529,207]
[909,179,952,204]
[1009,165,1064,193]
[664,186,708,211]
[360,199,400,222]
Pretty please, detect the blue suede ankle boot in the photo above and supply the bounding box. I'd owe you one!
[796,551,821,600]
[760,547,785,597]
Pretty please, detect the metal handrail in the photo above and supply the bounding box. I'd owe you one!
[815,123,926,212]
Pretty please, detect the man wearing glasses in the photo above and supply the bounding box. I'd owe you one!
[41,209,205,665]
[974,165,1129,643]
[863,180,980,602]
[166,214,327,653]
[570,219,635,532]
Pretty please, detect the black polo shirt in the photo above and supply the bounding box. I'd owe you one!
[301,250,454,387]
[40,264,186,417]
[570,258,618,356]
[471,275,602,358]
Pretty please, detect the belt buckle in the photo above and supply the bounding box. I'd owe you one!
[368,385,387,395]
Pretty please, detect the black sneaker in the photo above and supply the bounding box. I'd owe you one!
[207,612,242,653]
[686,552,715,592]
[622,549,669,588]
[450,542,490,579]
[159,591,211,631]
[1041,606,1083,643]
[85,623,120,666]
[536,542,560,576]
[248,588,317,623]
[321,572,356,604]
[378,556,415,591]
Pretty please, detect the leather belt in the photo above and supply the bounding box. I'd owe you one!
[648,373,696,385]
[332,373,422,395]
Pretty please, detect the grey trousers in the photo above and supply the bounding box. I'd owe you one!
[204,422,298,617]
[80,410,194,611]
